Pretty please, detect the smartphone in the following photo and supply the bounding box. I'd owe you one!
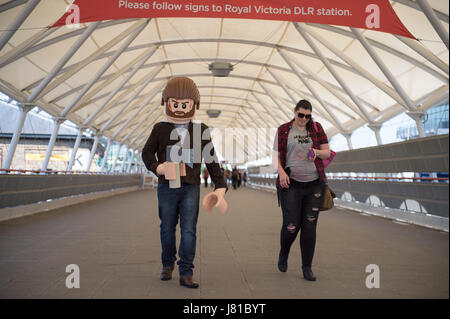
[307,149,315,160]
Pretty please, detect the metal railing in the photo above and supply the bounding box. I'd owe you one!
[0,168,134,175]
[0,171,142,209]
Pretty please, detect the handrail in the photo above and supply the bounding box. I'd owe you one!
[249,174,449,182]
[0,168,139,175]
[328,176,449,181]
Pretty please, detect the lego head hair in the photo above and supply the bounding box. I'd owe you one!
[161,77,200,109]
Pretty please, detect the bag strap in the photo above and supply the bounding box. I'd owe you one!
[313,121,318,132]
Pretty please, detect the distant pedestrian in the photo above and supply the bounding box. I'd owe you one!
[243,171,247,187]
[237,169,242,188]
[231,167,240,189]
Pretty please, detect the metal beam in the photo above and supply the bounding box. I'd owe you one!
[110,144,122,172]
[100,65,165,133]
[294,22,374,123]
[0,0,40,52]
[0,19,140,68]
[343,133,353,150]
[393,0,449,23]
[92,65,165,126]
[297,22,408,108]
[257,81,291,121]
[127,150,136,173]
[112,83,165,140]
[351,28,417,112]
[306,23,447,82]
[265,67,297,104]
[120,112,153,144]
[60,19,149,117]
[285,83,356,121]
[395,35,449,76]
[1,104,32,170]
[119,146,128,172]
[277,49,346,132]
[6,32,445,86]
[130,113,164,146]
[237,114,271,156]
[82,48,160,126]
[86,133,100,172]
[73,45,159,113]
[0,27,56,67]
[416,0,449,49]
[281,52,369,121]
[38,19,149,100]
[41,117,65,171]
[274,75,333,123]
[39,58,382,115]
[100,139,112,171]
[0,0,28,13]
[249,94,279,127]
[67,127,85,171]
[27,22,100,103]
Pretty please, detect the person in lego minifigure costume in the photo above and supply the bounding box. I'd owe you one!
[142,77,227,288]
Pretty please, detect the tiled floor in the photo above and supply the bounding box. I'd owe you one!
[0,187,448,299]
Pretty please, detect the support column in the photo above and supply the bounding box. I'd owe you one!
[135,155,140,174]
[119,146,129,172]
[343,133,353,150]
[110,144,122,172]
[86,134,100,172]
[407,112,426,138]
[126,150,135,173]
[134,153,140,174]
[100,139,112,172]
[2,104,33,170]
[368,123,383,146]
[41,118,64,172]
[140,154,145,173]
[67,127,85,172]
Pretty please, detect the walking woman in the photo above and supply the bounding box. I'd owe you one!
[273,99,331,281]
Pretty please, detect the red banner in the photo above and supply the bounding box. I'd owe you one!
[52,0,415,39]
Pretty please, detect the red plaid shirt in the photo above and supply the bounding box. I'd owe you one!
[275,120,328,189]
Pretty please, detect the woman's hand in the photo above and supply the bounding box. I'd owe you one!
[279,169,290,188]
[312,146,331,160]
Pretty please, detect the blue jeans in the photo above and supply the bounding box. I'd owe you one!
[157,183,200,276]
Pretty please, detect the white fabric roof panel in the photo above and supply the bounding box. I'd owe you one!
[0,0,448,154]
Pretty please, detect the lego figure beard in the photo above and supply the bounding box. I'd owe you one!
[165,98,196,124]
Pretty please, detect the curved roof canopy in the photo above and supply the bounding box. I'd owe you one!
[0,0,448,152]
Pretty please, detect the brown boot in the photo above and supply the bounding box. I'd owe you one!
[160,265,174,281]
[179,275,199,288]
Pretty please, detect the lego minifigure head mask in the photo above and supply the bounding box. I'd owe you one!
[161,77,200,124]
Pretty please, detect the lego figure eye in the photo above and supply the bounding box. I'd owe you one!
[173,102,178,108]
[182,103,187,109]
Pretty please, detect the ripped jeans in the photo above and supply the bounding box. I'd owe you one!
[279,178,325,268]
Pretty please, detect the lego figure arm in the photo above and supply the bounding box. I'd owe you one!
[142,124,163,175]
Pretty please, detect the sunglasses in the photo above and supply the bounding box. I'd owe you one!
[297,112,312,119]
